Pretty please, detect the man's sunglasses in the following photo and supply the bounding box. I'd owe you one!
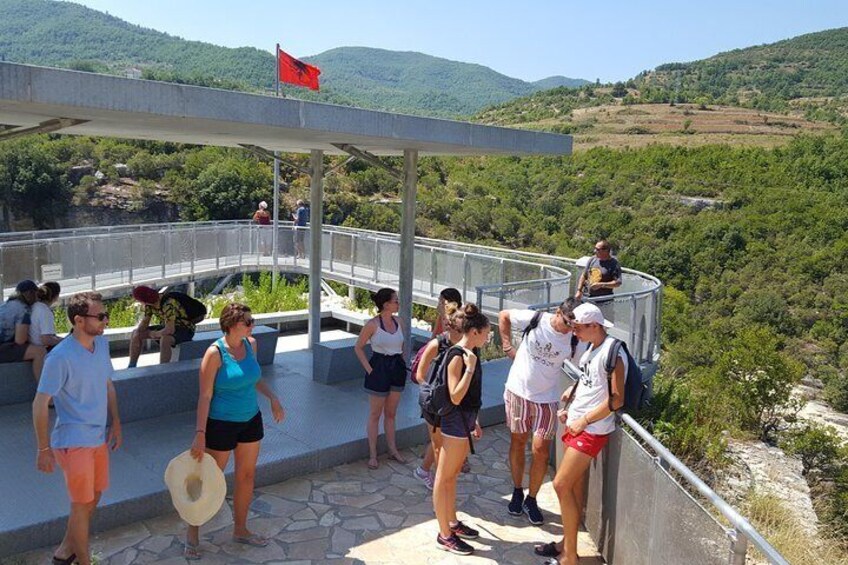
[243,317,255,326]
[81,312,110,321]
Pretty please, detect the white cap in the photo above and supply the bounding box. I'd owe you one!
[573,303,614,328]
[258,201,268,209]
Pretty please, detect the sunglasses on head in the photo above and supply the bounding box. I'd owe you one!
[81,312,109,321]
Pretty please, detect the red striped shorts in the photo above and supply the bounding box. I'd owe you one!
[503,389,558,440]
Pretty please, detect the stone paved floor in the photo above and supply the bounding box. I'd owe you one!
[4,427,602,565]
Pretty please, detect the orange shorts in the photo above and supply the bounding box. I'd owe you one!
[54,444,110,504]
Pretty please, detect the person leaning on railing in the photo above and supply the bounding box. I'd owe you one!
[537,303,626,565]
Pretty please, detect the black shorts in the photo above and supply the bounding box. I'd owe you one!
[205,411,264,451]
[440,409,477,440]
[0,342,27,363]
[364,353,406,396]
[149,325,195,346]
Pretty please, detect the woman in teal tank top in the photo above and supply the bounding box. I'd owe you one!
[184,303,285,559]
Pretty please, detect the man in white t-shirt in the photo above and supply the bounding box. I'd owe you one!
[540,302,626,565]
[497,298,586,526]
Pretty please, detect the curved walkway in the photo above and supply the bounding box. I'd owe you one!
[0,221,661,365]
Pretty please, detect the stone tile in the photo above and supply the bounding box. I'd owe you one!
[330,527,357,554]
[318,510,340,527]
[138,534,175,554]
[292,506,319,521]
[325,493,384,509]
[340,515,381,531]
[319,481,362,495]
[220,539,287,563]
[105,547,137,565]
[259,478,312,501]
[281,525,331,543]
[90,521,150,559]
[286,519,319,532]
[253,493,308,517]
[286,537,330,560]
[377,512,404,528]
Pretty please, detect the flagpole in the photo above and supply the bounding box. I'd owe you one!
[272,43,281,289]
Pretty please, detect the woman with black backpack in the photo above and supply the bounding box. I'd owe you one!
[431,303,490,556]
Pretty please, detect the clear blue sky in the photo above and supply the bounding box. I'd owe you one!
[69,0,848,83]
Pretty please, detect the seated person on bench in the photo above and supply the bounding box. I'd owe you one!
[0,279,46,382]
[128,286,197,367]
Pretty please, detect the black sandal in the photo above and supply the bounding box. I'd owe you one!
[534,542,560,557]
[52,553,76,565]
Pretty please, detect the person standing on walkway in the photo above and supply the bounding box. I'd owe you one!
[497,298,584,525]
[414,299,463,490]
[184,303,285,559]
[253,201,271,255]
[355,287,408,470]
[432,303,489,556]
[0,279,46,382]
[32,292,122,565]
[292,199,309,259]
[574,240,622,323]
[542,303,626,565]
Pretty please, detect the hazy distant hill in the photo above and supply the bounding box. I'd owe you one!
[0,0,587,117]
[532,76,591,90]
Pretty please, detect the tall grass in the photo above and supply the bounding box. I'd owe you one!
[743,492,848,564]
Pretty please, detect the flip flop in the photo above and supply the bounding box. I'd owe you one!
[183,542,201,561]
[52,553,76,565]
[389,452,407,464]
[367,458,379,470]
[233,534,269,547]
[534,541,560,557]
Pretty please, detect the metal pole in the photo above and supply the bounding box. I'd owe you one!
[272,152,280,289]
[308,150,323,352]
[728,529,748,565]
[399,149,418,359]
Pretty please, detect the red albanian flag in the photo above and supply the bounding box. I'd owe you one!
[278,48,321,91]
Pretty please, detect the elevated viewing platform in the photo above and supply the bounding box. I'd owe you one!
[0,62,788,564]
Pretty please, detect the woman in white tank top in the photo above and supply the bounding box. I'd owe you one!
[354,288,408,470]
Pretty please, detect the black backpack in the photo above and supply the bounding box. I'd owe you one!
[418,344,463,417]
[603,339,647,413]
[162,291,207,325]
[521,310,579,357]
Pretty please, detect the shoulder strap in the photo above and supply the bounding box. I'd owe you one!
[377,316,385,332]
[521,311,544,340]
[214,338,226,361]
[570,333,579,355]
[605,339,624,411]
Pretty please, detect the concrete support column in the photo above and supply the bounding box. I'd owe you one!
[399,149,418,359]
[187,281,196,298]
[308,150,324,352]
[272,152,280,289]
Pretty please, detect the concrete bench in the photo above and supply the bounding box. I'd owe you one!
[0,361,35,406]
[314,338,370,385]
[172,325,278,365]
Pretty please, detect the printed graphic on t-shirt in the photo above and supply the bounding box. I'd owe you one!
[527,339,563,369]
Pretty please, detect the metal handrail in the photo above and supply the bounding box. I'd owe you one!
[622,414,789,565]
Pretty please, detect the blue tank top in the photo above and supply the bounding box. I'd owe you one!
[209,337,261,422]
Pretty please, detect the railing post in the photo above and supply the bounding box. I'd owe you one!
[190,225,196,275]
[0,246,5,301]
[237,227,243,269]
[462,253,469,300]
[351,235,356,277]
[373,239,380,282]
[429,248,436,296]
[89,237,96,290]
[499,259,506,311]
[329,231,334,273]
[629,295,637,351]
[128,235,133,285]
[215,230,220,271]
[161,232,167,279]
[728,529,748,565]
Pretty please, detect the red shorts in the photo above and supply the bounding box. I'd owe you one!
[54,444,110,504]
[561,430,610,458]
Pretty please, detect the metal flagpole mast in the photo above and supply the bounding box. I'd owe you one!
[272,43,281,289]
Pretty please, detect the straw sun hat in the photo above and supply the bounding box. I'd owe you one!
[164,450,227,526]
